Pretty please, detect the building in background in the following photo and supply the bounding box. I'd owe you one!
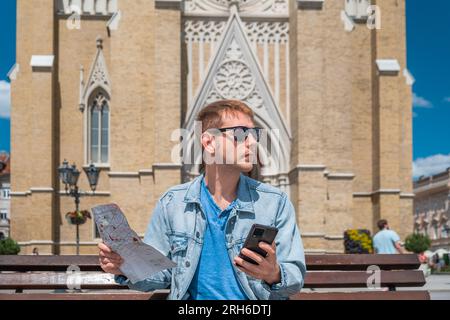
[9,0,413,254]
[414,169,450,251]
[0,153,11,240]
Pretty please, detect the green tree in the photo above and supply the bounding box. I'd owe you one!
[405,233,431,254]
[0,238,21,255]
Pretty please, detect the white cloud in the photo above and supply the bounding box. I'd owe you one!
[413,154,450,178]
[413,92,432,108]
[0,81,11,119]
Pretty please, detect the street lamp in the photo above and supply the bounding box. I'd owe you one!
[58,160,100,255]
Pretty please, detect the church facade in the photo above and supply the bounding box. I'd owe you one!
[9,0,414,254]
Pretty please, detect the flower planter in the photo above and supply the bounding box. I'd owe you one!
[65,210,91,226]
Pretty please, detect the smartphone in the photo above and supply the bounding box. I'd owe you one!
[238,224,279,265]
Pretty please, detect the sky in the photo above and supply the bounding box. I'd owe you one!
[0,0,449,178]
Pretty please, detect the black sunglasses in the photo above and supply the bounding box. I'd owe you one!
[215,126,263,142]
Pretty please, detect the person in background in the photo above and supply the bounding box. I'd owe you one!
[373,219,404,254]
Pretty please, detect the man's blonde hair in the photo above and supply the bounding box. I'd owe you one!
[196,100,255,133]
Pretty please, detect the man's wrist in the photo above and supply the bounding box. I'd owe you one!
[265,265,281,285]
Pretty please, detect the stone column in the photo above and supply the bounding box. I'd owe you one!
[11,0,56,254]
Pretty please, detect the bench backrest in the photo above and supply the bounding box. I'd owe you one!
[0,254,429,300]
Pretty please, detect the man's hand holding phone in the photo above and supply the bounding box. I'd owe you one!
[233,224,281,286]
[234,241,281,286]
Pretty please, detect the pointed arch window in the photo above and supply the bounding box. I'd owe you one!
[88,91,110,164]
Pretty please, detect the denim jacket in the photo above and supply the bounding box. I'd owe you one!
[115,173,306,300]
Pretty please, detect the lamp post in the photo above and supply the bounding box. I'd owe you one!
[58,160,100,255]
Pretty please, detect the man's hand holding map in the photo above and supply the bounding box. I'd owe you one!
[92,204,176,284]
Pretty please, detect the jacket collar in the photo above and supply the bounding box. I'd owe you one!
[183,173,255,214]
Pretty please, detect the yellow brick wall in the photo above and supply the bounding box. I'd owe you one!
[10,0,412,254]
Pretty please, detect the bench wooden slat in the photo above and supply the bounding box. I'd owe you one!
[303,270,426,288]
[290,291,431,300]
[0,270,426,290]
[306,254,421,270]
[0,272,126,290]
[0,254,421,272]
[0,291,169,300]
[0,254,429,300]
[0,290,431,300]
[0,256,101,272]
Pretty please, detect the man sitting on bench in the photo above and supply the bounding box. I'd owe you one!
[98,100,306,300]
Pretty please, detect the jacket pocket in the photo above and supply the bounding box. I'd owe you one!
[169,235,189,259]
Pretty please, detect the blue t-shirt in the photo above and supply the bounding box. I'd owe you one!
[373,229,401,254]
[187,178,248,300]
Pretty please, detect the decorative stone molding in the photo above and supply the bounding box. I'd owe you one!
[302,232,326,238]
[106,10,121,32]
[184,20,227,43]
[354,190,414,198]
[353,192,373,198]
[184,19,290,116]
[79,37,111,112]
[184,0,288,17]
[244,21,289,44]
[9,192,30,197]
[108,164,182,178]
[185,20,289,44]
[108,172,140,178]
[7,64,19,81]
[403,68,415,86]
[183,11,291,186]
[376,59,401,75]
[294,164,326,172]
[58,190,111,196]
[11,188,111,196]
[297,0,324,10]
[340,10,355,32]
[344,0,370,21]
[155,0,182,10]
[29,187,54,193]
[325,172,355,180]
[324,235,344,240]
[153,163,183,170]
[30,55,54,70]
[56,0,117,16]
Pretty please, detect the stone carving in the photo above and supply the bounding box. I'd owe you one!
[185,20,289,44]
[184,0,288,16]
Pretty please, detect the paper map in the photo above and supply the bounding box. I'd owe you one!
[92,203,176,284]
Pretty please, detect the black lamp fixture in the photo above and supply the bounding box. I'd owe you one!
[84,164,100,192]
[58,159,101,255]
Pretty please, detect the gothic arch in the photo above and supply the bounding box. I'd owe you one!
[182,9,291,192]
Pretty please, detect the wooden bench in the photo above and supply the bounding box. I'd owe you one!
[0,254,429,300]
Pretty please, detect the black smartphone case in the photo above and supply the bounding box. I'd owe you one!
[238,224,279,265]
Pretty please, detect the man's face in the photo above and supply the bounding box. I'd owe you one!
[201,111,258,173]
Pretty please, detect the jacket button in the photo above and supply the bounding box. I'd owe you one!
[185,261,191,268]
[196,232,200,238]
